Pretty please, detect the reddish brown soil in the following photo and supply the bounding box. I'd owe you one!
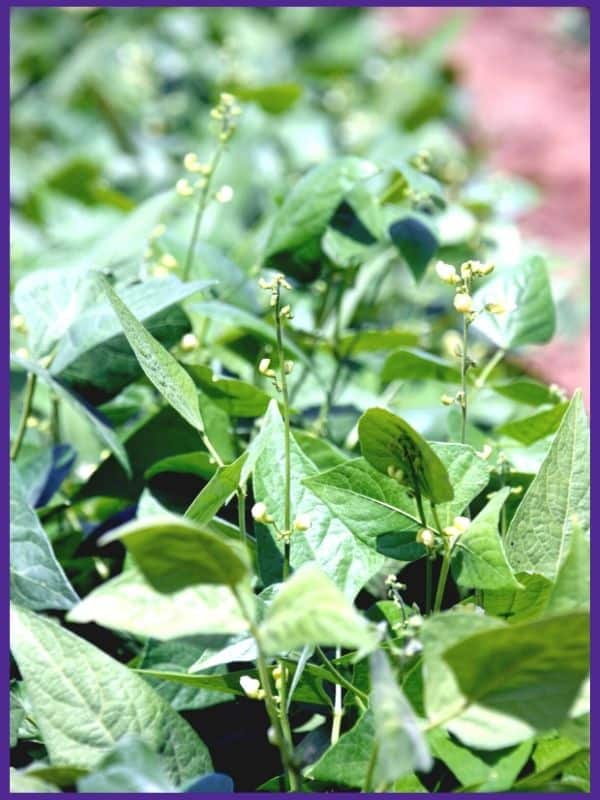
[378,7,590,401]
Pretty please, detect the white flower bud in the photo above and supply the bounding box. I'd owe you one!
[160,253,177,269]
[251,502,273,524]
[416,528,436,548]
[176,178,194,197]
[240,675,264,700]
[215,185,234,203]
[435,260,459,285]
[453,516,471,533]
[441,393,455,406]
[181,333,199,352]
[293,513,311,532]
[471,260,495,277]
[183,152,199,171]
[258,358,271,375]
[475,444,493,460]
[453,293,473,314]
[283,360,294,375]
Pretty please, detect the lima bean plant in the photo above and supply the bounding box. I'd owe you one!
[10,7,588,795]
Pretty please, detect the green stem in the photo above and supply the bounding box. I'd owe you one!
[183,144,224,281]
[330,646,343,745]
[275,292,292,579]
[232,588,301,792]
[433,548,451,613]
[363,742,379,793]
[475,348,505,389]
[315,646,368,710]
[460,313,469,444]
[11,372,37,461]
[314,279,345,436]
[425,557,432,615]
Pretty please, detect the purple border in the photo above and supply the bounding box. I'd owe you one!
[4,2,592,800]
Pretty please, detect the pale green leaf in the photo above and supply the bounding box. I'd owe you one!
[382,347,460,384]
[77,735,173,793]
[506,391,589,580]
[497,402,568,445]
[451,488,520,591]
[259,564,380,657]
[10,464,78,611]
[185,453,247,525]
[99,514,249,592]
[10,604,212,784]
[545,524,589,615]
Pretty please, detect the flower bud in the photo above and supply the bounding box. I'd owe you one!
[251,502,273,524]
[175,178,194,197]
[441,393,455,406]
[293,513,311,532]
[215,185,234,203]
[267,726,279,745]
[435,260,459,285]
[453,516,471,533]
[283,360,294,375]
[471,260,495,277]
[475,444,492,460]
[160,253,177,269]
[180,333,199,352]
[150,223,166,239]
[183,152,199,171]
[240,675,264,700]
[416,528,436,548]
[453,293,473,314]
[258,358,271,375]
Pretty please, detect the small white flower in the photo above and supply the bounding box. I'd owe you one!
[475,443,493,460]
[175,178,194,197]
[258,358,272,375]
[283,360,294,375]
[180,333,199,351]
[453,292,473,314]
[416,528,436,548]
[471,260,495,277]
[240,675,264,700]
[435,260,459,285]
[160,253,177,269]
[453,516,471,533]
[183,152,199,171]
[293,513,311,532]
[251,502,273,524]
[215,185,234,203]
[441,393,455,406]
[403,639,423,657]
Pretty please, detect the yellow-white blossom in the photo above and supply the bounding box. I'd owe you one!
[293,514,311,532]
[453,293,473,314]
[435,260,459,285]
[175,178,194,197]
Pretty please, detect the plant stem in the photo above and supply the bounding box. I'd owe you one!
[363,742,379,793]
[425,557,432,615]
[315,646,368,710]
[183,144,224,281]
[314,279,345,436]
[475,348,505,389]
[274,291,292,579]
[460,313,469,444]
[433,547,451,613]
[330,646,343,745]
[232,587,301,792]
[10,372,37,461]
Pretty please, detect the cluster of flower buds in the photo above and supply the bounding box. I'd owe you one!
[258,274,293,311]
[258,356,294,391]
[210,92,242,141]
[143,224,181,278]
[442,515,470,548]
[416,527,436,549]
[435,259,513,320]
[240,675,265,701]
[251,501,311,542]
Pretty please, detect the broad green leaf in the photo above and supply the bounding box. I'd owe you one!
[497,401,568,445]
[308,710,428,791]
[51,277,214,397]
[145,451,216,480]
[185,363,271,417]
[506,391,589,580]
[100,277,206,433]
[185,453,247,524]
[10,604,212,784]
[491,378,562,407]
[258,564,381,657]
[442,612,589,733]
[335,328,420,357]
[11,356,131,476]
[545,524,589,615]
[514,733,588,791]
[10,464,78,611]
[67,567,248,639]
[451,488,520,591]
[388,216,438,282]
[77,735,173,793]
[135,665,331,708]
[472,256,555,349]
[233,81,302,113]
[305,444,490,559]
[427,728,532,792]
[99,514,249,592]
[253,401,385,597]
[293,430,346,471]
[484,573,553,623]
[369,650,432,786]
[10,687,25,747]
[264,157,378,280]
[381,347,460,384]
[358,407,453,504]
[10,768,60,793]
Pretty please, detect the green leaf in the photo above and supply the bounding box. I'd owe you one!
[335,328,420,357]
[11,355,131,476]
[505,391,589,580]
[545,524,589,615]
[369,650,432,786]
[145,451,216,480]
[185,453,247,525]
[77,735,173,793]
[10,604,212,784]
[10,463,78,611]
[233,82,303,113]
[484,573,553,624]
[99,514,249,593]
[264,157,378,280]
[258,564,381,657]
[497,401,568,445]
[305,444,490,560]
[185,363,271,417]
[308,711,377,788]
[10,768,60,793]
[428,728,532,792]
[99,277,206,434]
[451,488,521,591]
[442,612,589,733]
[67,566,248,639]
[472,256,556,349]
[138,638,234,711]
[491,378,562,407]
[51,277,214,398]
[253,401,385,597]
[388,216,438,282]
[381,347,460,384]
[358,408,453,504]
